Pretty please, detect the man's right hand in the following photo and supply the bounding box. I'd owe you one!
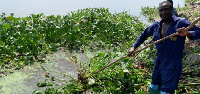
[128,47,135,57]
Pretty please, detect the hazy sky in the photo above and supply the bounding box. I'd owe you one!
[0,0,185,17]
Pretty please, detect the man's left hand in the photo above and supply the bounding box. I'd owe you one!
[176,27,188,36]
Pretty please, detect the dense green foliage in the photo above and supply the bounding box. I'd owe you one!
[1,8,151,93]
[0,8,144,69]
[141,6,158,23]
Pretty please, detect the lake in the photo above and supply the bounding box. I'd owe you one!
[1,0,185,18]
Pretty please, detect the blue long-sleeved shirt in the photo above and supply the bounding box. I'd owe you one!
[133,15,200,60]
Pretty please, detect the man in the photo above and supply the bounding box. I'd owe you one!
[128,1,200,94]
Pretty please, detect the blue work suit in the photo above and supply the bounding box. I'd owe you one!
[132,15,200,93]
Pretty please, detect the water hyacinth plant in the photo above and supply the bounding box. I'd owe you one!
[0,8,144,69]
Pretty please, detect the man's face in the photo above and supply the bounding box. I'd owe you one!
[158,2,172,20]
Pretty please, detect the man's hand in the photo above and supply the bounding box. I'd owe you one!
[128,47,135,57]
[176,27,187,36]
[176,27,192,39]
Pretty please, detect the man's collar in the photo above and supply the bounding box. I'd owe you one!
[172,15,179,22]
[159,15,179,24]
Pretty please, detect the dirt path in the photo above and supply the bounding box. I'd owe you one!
[0,48,87,94]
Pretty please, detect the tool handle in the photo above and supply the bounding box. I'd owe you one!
[94,55,128,74]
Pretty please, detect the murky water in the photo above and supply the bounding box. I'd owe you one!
[0,48,80,93]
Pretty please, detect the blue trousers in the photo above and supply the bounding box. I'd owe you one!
[151,57,182,94]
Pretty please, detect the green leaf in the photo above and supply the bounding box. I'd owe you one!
[104,80,112,86]
[118,71,124,78]
[32,90,43,94]
[37,82,47,87]
[136,91,145,94]
[92,87,101,92]
[3,23,10,29]
[40,65,46,71]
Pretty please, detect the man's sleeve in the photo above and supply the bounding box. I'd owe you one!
[132,24,154,49]
[182,19,200,40]
[188,26,200,40]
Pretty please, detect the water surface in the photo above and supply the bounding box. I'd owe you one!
[1,0,185,17]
